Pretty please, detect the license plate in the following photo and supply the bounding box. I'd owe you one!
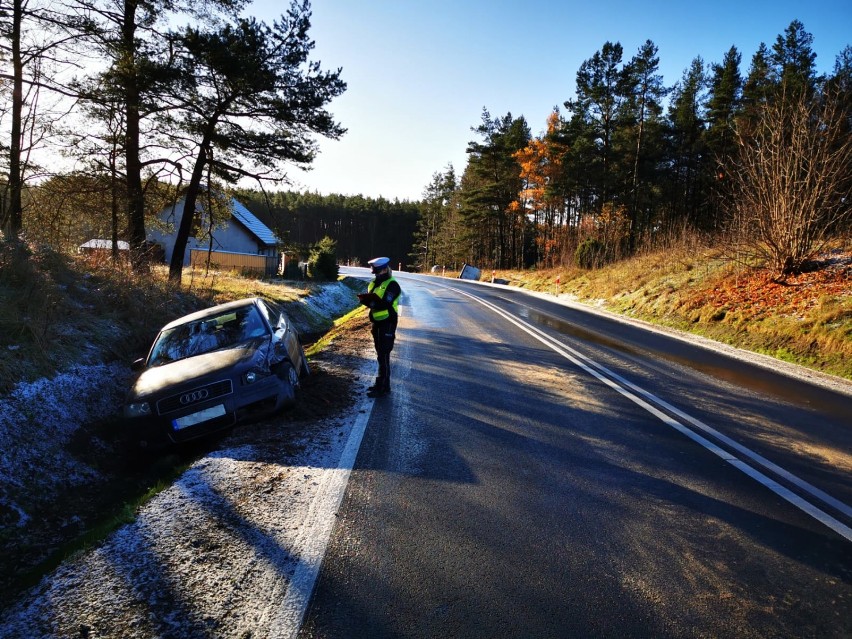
[172,404,226,430]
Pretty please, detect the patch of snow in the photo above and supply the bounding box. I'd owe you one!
[302,280,360,317]
[0,425,362,637]
[281,280,360,335]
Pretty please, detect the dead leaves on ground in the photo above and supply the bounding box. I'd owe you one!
[685,253,851,321]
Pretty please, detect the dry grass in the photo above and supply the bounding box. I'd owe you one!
[0,242,316,394]
[486,240,852,380]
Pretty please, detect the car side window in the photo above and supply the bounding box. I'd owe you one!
[240,307,268,340]
[261,300,284,331]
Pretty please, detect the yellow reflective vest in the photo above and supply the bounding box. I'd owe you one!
[367,277,399,322]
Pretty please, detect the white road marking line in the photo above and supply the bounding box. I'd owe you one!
[272,398,375,638]
[448,285,852,543]
[587,357,852,520]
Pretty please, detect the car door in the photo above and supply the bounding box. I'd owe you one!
[261,300,302,372]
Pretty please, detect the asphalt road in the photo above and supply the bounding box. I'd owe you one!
[299,271,852,638]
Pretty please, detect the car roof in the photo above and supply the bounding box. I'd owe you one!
[160,297,266,331]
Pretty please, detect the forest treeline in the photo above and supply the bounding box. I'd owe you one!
[234,189,420,268]
[415,20,851,276]
[1,12,850,278]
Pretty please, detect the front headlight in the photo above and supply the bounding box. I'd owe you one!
[125,402,152,418]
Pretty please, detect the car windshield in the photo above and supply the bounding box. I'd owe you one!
[147,305,268,366]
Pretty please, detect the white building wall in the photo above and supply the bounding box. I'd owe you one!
[148,199,272,266]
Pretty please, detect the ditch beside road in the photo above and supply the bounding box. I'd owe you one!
[0,280,365,613]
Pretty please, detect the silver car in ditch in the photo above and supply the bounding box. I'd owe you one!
[124,297,309,448]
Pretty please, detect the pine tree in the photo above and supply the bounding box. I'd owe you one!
[620,39,667,248]
[0,0,81,240]
[166,4,346,282]
[704,46,742,228]
[412,166,456,271]
[770,19,818,95]
[831,45,852,93]
[461,109,530,268]
[666,57,707,228]
[68,0,239,267]
[740,43,774,133]
[565,42,625,208]
[706,46,742,162]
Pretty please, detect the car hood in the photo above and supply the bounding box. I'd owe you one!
[129,339,269,399]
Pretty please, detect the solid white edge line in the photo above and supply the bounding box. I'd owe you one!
[271,397,375,639]
[591,362,852,520]
[492,300,852,520]
[446,285,852,543]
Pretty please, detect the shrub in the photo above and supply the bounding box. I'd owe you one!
[308,236,339,281]
[283,260,304,280]
[725,85,852,276]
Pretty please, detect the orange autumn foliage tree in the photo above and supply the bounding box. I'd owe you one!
[513,110,569,268]
[596,203,631,260]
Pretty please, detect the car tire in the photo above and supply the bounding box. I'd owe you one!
[273,361,298,407]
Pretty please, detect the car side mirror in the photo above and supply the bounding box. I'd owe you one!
[131,357,146,371]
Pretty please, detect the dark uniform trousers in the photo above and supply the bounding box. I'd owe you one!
[371,317,397,390]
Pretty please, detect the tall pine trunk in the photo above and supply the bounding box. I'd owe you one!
[169,132,215,282]
[122,0,148,271]
[6,0,24,239]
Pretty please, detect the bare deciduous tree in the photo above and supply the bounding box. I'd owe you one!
[726,85,852,276]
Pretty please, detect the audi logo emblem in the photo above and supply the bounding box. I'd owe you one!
[180,389,209,404]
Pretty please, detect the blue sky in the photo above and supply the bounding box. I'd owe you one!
[250,0,851,202]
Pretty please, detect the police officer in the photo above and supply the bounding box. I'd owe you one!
[361,257,401,397]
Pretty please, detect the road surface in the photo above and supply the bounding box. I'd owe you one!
[299,269,852,638]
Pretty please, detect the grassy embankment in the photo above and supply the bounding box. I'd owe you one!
[0,242,328,394]
[486,240,852,381]
[0,242,357,602]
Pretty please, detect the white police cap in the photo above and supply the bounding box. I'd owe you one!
[368,257,390,269]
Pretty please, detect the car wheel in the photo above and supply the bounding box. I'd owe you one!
[273,361,298,408]
[287,361,300,388]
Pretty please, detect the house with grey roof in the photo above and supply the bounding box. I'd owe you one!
[78,239,130,253]
[148,195,281,275]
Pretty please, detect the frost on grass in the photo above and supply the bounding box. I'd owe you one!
[0,362,131,528]
[0,281,359,530]
[0,280,366,637]
[281,280,360,335]
[0,380,363,639]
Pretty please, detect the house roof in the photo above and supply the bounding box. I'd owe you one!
[79,239,130,250]
[231,199,278,246]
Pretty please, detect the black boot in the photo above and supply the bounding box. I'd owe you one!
[367,378,382,392]
[367,377,390,397]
